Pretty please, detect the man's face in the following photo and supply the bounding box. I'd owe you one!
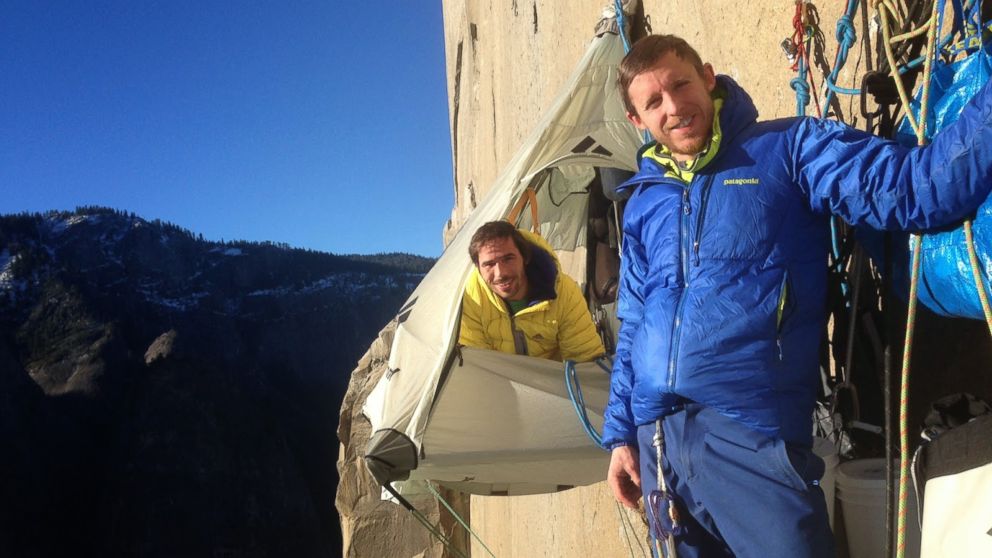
[476,236,529,302]
[625,52,717,162]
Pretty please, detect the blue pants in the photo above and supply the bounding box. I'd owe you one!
[638,405,835,558]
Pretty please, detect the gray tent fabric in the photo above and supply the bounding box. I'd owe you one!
[362,12,641,496]
[414,348,612,495]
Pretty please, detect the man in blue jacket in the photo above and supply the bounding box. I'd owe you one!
[602,34,992,557]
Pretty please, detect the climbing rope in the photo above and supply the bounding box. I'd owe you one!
[788,1,823,116]
[875,1,942,556]
[615,0,632,52]
[649,421,680,558]
[870,4,992,557]
[615,500,649,558]
[964,220,992,336]
[564,359,610,448]
[876,1,921,135]
[383,483,471,558]
[425,482,497,558]
[822,1,863,112]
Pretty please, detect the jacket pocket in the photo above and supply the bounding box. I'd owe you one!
[703,429,810,493]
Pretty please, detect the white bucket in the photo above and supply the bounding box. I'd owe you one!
[813,437,839,530]
[836,459,921,558]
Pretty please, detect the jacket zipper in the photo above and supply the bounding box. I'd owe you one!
[507,304,529,356]
[668,181,694,389]
[693,175,716,266]
[775,270,790,361]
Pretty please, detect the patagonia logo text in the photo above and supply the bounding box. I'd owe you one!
[724,177,760,186]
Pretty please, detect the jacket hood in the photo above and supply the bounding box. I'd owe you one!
[616,75,759,193]
[520,229,559,303]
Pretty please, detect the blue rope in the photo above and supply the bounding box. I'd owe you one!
[824,80,862,95]
[815,1,861,300]
[615,0,631,53]
[565,360,606,448]
[822,2,862,111]
[791,72,811,117]
[613,0,651,144]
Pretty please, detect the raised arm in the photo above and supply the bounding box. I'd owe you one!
[794,79,992,231]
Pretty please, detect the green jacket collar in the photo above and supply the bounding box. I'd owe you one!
[642,96,725,184]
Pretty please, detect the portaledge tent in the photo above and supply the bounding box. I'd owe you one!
[362,7,642,496]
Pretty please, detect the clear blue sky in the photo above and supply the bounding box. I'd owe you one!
[1,1,454,257]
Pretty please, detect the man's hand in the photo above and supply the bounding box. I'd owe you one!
[607,445,641,508]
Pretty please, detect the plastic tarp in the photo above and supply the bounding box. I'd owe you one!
[894,43,992,318]
[362,23,641,495]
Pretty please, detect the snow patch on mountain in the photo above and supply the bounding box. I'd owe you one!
[209,247,244,257]
[46,213,102,236]
[0,250,27,294]
[247,272,421,298]
[0,250,14,285]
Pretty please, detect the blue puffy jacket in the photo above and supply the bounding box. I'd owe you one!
[601,75,992,448]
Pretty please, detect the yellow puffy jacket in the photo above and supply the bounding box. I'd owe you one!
[458,230,605,362]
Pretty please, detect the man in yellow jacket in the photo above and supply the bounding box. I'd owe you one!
[459,220,605,362]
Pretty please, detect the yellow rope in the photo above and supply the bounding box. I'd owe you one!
[964,220,992,336]
[888,2,941,556]
[872,4,992,558]
[890,21,931,44]
[878,0,906,28]
[896,236,921,558]
[877,3,921,136]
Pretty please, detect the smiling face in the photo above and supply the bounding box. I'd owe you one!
[625,51,717,162]
[476,236,529,302]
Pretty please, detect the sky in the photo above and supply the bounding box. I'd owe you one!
[1,1,454,257]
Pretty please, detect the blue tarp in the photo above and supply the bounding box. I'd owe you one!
[893,42,992,319]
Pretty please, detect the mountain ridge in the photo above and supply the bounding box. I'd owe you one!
[0,206,428,557]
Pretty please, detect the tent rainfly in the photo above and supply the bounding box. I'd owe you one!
[362,6,643,496]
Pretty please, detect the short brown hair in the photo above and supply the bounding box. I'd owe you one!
[468,221,532,265]
[618,34,706,115]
